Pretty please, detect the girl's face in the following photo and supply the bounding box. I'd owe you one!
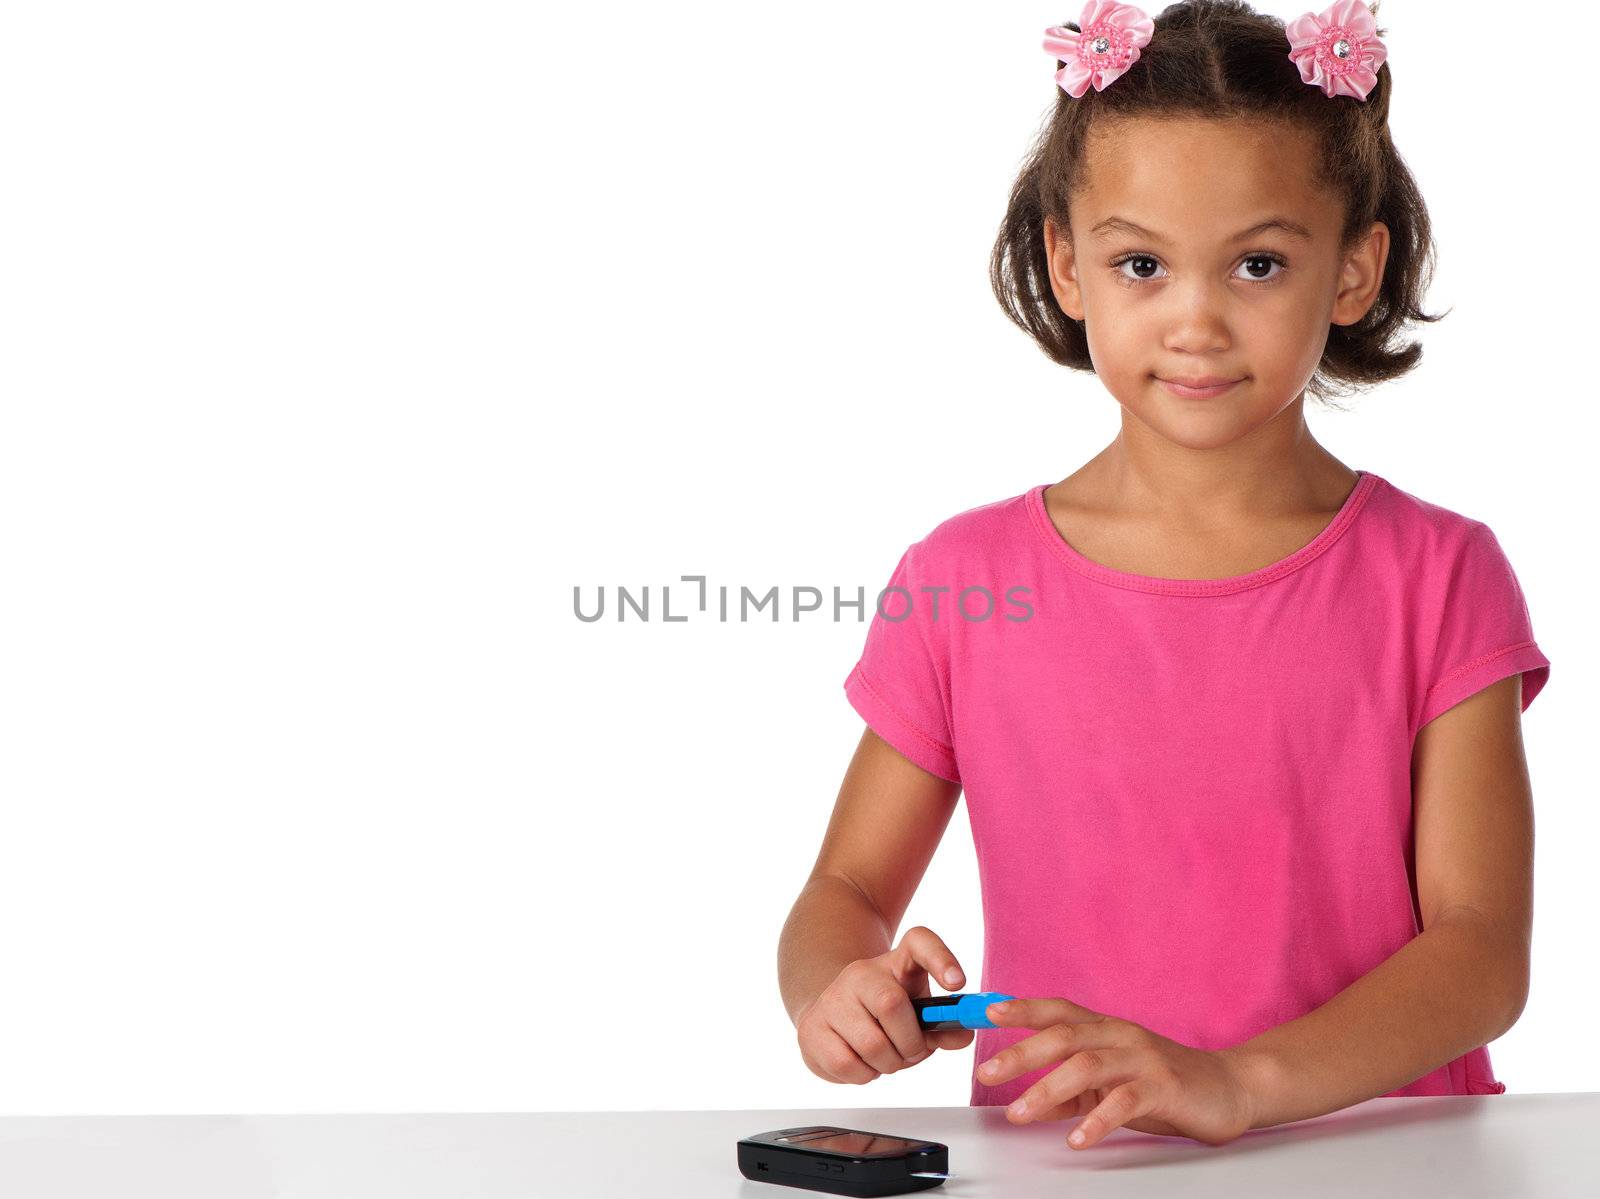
[1046,116,1389,449]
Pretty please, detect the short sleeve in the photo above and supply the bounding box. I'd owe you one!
[1416,521,1551,731]
[843,541,961,785]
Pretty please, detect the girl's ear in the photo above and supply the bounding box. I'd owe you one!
[1330,221,1391,327]
[1043,215,1086,321]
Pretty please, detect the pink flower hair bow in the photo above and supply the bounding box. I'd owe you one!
[1043,1,1155,98]
[1286,0,1388,101]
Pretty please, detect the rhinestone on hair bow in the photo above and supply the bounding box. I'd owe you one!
[1286,0,1387,101]
[1043,1,1155,98]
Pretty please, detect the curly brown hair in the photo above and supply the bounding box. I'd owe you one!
[991,0,1445,409]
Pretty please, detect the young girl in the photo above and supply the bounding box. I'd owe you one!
[777,0,1551,1151]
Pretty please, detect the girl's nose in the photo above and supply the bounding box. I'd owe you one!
[1162,287,1232,356]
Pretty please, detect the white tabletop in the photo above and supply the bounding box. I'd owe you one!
[1,1095,1596,1197]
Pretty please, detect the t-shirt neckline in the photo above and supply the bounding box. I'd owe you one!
[1026,470,1381,596]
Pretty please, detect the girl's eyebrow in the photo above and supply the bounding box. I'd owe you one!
[1089,216,1314,243]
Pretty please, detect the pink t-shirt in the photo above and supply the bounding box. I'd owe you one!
[843,470,1550,1105]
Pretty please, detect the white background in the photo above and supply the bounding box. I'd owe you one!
[0,1,1590,1114]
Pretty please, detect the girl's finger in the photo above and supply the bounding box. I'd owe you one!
[1007,1047,1140,1124]
[858,986,934,1067]
[1070,1079,1155,1148]
[893,926,966,992]
[978,1020,1126,1088]
[845,1005,918,1076]
[812,1026,877,1085]
[1034,1086,1102,1123]
[988,997,1107,1028]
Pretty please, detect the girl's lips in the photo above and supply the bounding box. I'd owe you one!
[1158,376,1244,399]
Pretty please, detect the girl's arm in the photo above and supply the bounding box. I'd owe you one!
[778,728,964,1026]
[1225,673,1534,1126]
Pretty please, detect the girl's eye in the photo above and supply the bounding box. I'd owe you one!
[1234,253,1287,282]
[1113,254,1165,283]
[1109,253,1288,285]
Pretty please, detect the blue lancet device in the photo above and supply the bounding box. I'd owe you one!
[911,991,1016,1031]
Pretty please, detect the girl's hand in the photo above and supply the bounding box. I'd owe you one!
[794,926,976,1085]
[980,997,1255,1149]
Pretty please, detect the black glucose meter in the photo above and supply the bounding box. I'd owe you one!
[736,1125,949,1195]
